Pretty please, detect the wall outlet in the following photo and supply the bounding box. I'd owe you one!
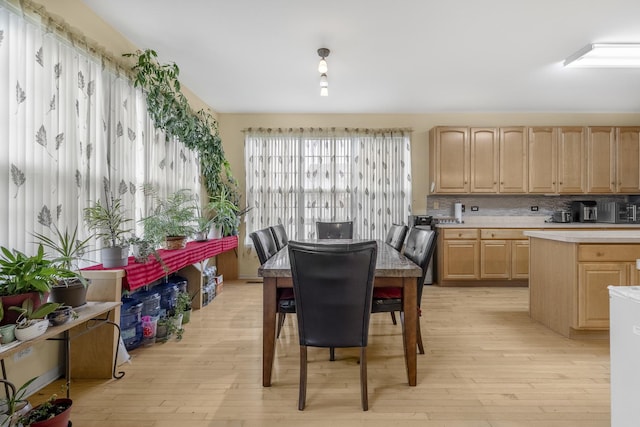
[471,206,479,211]
[461,204,465,212]
[531,206,539,211]
[433,201,439,209]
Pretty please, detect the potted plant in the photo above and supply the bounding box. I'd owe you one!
[32,224,91,307]
[18,394,72,427]
[175,291,195,324]
[0,377,36,427]
[84,185,132,268]
[127,236,169,272]
[207,187,250,238]
[194,206,214,242]
[10,299,61,341]
[0,245,78,326]
[140,188,197,249]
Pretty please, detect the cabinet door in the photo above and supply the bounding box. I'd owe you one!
[557,127,586,194]
[528,127,557,193]
[470,128,499,193]
[511,240,529,279]
[499,127,528,193]
[628,263,640,286]
[431,127,469,193]
[480,240,510,279]
[616,127,640,193]
[587,127,615,193]
[442,240,479,279]
[577,263,628,328]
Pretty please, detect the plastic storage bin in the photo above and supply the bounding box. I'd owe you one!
[134,289,161,317]
[121,297,143,350]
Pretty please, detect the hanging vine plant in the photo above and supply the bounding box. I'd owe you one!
[123,49,239,205]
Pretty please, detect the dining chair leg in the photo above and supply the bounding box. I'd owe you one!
[390,312,397,325]
[360,347,368,411]
[329,347,335,361]
[277,312,286,338]
[417,315,425,354]
[299,345,307,410]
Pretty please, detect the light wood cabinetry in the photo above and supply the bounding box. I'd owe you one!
[430,127,469,193]
[438,228,528,284]
[615,127,640,193]
[470,128,499,193]
[431,125,639,195]
[499,127,528,193]
[440,228,479,280]
[577,262,627,328]
[586,126,615,193]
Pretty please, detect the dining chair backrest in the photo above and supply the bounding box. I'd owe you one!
[288,240,378,348]
[403,227,438,305]
[269,224,289,251]
[384,224,408,251]
[249,227,279,265]
[316,221,354,239]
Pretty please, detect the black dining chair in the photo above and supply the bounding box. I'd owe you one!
[269,223,289,250]
[371,227,438,354]
[249,227,295,338]
[385,224,408,252]
[316,221,353,239]
[288,240,378,411]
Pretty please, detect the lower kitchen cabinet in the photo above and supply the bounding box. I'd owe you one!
[577,262,628,328]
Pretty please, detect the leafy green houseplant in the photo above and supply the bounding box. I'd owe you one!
[84,185,132,268]
[10,299,61,341]
[207,187,252,237]
[140,188,197,249]
[127,236,168,272]
[0,377,36,427]
[32,224,91,307]
[0,245,79,326]
[18,395,72,427]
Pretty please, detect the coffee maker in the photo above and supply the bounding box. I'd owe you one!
[571,200,597,222]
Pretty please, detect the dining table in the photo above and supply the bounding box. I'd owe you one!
[258,239,423,387]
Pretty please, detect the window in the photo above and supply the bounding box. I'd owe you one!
[245,128,412,242]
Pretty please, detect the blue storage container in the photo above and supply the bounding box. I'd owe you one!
[121,296,143,350]
[156,283,178,312]
[134,289,161,317]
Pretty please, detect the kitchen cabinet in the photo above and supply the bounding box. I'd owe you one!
[577,262,628,328]
[470,128,499,193]
[479,229,529,280]
[616,127,640,193]
[499,127,528,193]
[430,127,469,193]
[440,228,479,280]
[586,126,615,193]
[528,127,586,194]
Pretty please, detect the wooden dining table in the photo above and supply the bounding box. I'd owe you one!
[258,239,423,387]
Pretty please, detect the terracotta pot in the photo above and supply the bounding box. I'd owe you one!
[165,236,187,250]
[0,292,49,326]
[22,398,72,427]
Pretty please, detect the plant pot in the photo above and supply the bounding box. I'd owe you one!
[155,322,168,342]
[165,236,187,250]
[171,313,183,330]
[208,227,223,240]
[15,319,49,341]
[47,306,73,326]
[0,324,16,344]
[49,279,88,307]
[0,399,32,427]
[101,245,129,268]
[0,292,49,326]
[194,231,208,241]
[182,309,191,324]
[21,398,72,427]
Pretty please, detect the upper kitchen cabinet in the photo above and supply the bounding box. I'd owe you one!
[430,127,470,193]
[470,128,499,193]
[528,127,586,194]
[587,127,615,193]
[499,127,528,193]
[616,127,640,193]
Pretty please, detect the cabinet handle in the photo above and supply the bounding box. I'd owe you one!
[458,233,463,237]
[559,181,563,185]
[596,252,604,257]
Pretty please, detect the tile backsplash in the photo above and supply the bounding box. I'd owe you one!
[424,194,636,219]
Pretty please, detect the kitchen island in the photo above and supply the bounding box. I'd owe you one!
[525,230,640,338]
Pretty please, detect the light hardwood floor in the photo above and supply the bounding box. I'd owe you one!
[31,282,611,427]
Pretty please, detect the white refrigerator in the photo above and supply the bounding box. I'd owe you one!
[609,285,640,427]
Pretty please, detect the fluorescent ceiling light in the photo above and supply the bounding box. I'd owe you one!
[564,43,640,68]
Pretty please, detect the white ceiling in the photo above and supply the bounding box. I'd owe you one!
[83,0,640,114]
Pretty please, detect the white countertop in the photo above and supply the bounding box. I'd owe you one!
[524,230,640,243]
[434,216,640,229]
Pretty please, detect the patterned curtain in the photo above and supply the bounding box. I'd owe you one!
[245,127,412,242]
[0,4,199,260]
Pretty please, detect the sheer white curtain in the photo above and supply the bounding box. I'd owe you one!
[245,127,412,243]
[0,4,199,259]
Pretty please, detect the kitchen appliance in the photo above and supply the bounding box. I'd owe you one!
[571,200,597,222]
[597,201,640,224]
[608,285,640,426]
[408,215,435,284]
[551,210,572,223]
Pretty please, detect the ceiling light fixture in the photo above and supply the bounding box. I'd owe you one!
[317,48,330,96]
[564,43,640,68]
